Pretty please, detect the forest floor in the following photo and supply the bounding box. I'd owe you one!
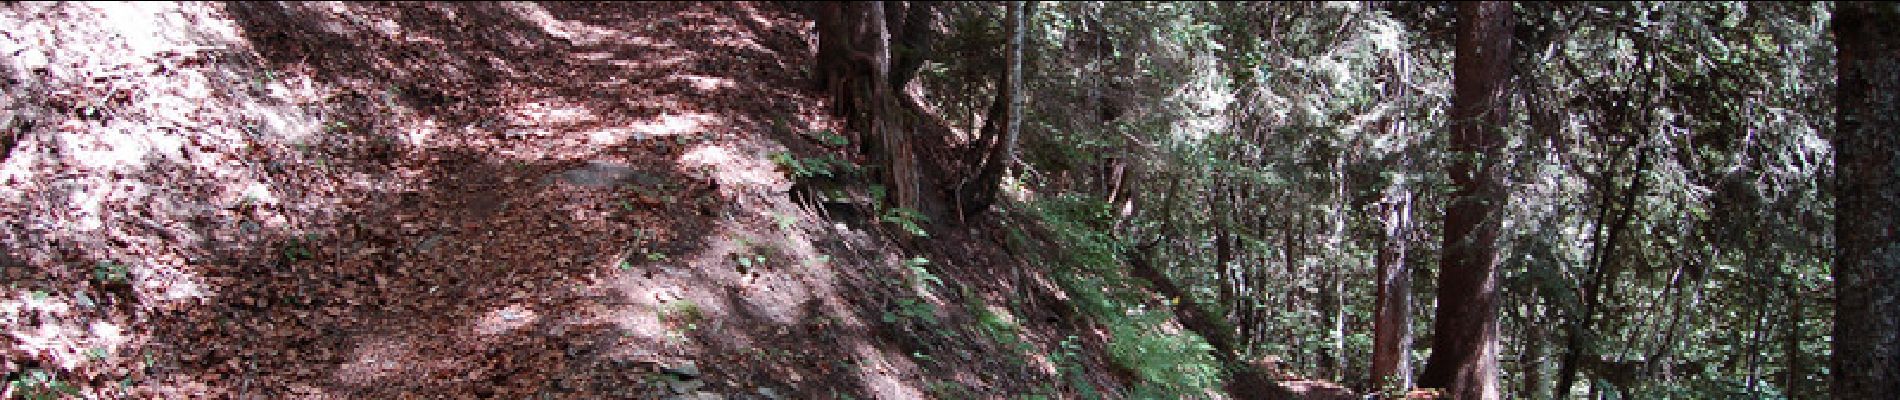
[1,2,1353,399]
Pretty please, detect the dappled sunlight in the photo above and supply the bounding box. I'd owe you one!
[507,100,601,130]
[676,74,739,91]
[3,315,129,370]
[849,341,928,399]
[681,143,793,195]
[334,336,440,385]
[633,113,716,139]
[1,1,1091,398]
[473,303,540,336]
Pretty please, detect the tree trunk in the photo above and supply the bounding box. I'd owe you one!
[1371,180,1414,391]
[1417,2,1511,399]
[886,1,937,90]
[813,2,923,213]
[1782,277,1801,399]
[1522,300,1544,398]
[960,1,1029,216]
[1555,146,1650,397]
[1833,3,1900,399]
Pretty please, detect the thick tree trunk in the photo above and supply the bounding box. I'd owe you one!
[1371,182,1414,391]
[1417,2,1511,399]
[814,2,920,212]
[814,1,951,218]
[1833,3,1900,398]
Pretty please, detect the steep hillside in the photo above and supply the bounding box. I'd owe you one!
[0,2,1268,399]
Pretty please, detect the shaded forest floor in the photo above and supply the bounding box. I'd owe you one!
[0,2,1352,399]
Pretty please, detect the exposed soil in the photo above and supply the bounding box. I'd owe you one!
[0,2,1099,398]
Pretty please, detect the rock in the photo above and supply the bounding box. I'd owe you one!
[556,160,660,188]
[756,387,783,400]
[660,361,700,379]
[664,377,705,394]
[665,391,725,400]
[415,234,442,253]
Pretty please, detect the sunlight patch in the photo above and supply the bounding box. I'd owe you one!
[62,126,187,173]
[473,304,539,336]
[90,2,244,57]
[680,145,790,194]
[850,342,926,399]
[337,337,423,383]
[634,113,712,138]
[4,318,128,370]
[675,75,735,91]
[135,260,212,302]
[510,100,599,127]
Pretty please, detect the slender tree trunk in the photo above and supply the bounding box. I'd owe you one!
[1522,299,1544,398]
[1834,3,1900,399]
[1782,277,1801,399]
[961,1,1029,216]
[1745,280,1770,394]
[1417,3,1511,399]
[1328,156,1349,382]
[1371,180,1414,391]
[1555,147,1650,397]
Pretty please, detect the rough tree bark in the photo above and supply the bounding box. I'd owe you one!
[1417,2,1511,399]
[1833,2,1900,399]
[813,2,926,213]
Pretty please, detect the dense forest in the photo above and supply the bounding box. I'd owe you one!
[1,1,1895,399]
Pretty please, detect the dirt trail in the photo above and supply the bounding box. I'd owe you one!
[2,2,1029,398]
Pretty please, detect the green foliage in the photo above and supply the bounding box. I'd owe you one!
[280,235,315,262]
[772,212,799,231]
[811,129,850,147]
[8,369,80,400]
[732,252,765,271]
[657,300,703,331]
[881,296,938,325]
[770,151,843,180]
[880,207,929,237]
[902,257,941,288]
[967,295,1034,358]
[924,380,974,398]
[93,261,129,284]
[1024,194,1224,397]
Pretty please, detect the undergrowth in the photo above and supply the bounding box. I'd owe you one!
[1015,194,1225,398]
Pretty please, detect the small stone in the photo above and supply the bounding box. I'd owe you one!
[756,387,783,400]
[415,235,442,253]
[665,377,705,394]
[664,391,724,400]
[660,361,700,379]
